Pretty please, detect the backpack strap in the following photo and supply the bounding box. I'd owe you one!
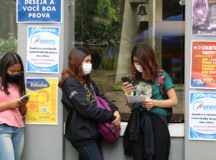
[157,69,172,121]
[89,83,96,96]
[157,69,167,99]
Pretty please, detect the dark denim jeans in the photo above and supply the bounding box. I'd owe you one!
[76,142,103,160]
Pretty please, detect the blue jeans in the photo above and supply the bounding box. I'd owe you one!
[0,124,24,160]
[75,142,103,160]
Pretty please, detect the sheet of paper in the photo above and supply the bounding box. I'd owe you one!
[127,95,148,103]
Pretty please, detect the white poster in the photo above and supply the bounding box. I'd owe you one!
[189,91,216,140]
[27,26,60,73]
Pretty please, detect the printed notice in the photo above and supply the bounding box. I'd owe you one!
[191,41,216,89]
[27,26,60,73]
[127,95,148,103]
[189,91,216,141]
[17,0,62,23]
[25,78,58,125]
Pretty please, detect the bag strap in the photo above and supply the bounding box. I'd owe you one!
[89,83,96,96]
[157,69,167,99]
[89,83,112,110]
[157,69,172,120]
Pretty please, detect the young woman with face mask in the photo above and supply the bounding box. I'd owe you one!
[58,47,121,160]
[0,52,28,160]
[122,44,178,160]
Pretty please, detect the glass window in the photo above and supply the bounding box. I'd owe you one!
[163,0,185,21]
[75,0,185,122]
[0,0,17,55]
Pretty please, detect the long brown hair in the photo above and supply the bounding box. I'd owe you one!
[59,47,92,87]
[130,43,158,82]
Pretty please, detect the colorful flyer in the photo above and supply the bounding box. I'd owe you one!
[191,41,216,89]
[26,26,60,73]
[25,78,58,125]
[189,91,216,141]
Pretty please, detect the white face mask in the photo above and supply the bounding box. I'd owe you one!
[82,63,92,75]
[134,63,143,73]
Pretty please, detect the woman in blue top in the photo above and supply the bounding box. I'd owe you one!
[122,43,178,160]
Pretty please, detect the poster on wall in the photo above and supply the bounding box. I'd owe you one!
[25,78,58,125]
[192,0,216,35]
[191,41,216,89]
[17,0,62,23]
[189,91,216,141]
[27,26,60,73]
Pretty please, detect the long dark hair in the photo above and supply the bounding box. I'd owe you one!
[0,52,26,95]
[67,47,92,85]
[130,43,159,81]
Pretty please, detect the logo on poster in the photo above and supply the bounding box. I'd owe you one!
[193,100,216,111]
[193,101,203,111]
[30,35,55,45]
[27,79,50,91]
[31,35,40,45]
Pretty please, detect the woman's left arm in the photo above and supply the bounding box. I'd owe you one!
[143,88,178,110]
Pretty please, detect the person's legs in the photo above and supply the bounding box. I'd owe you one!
[76,142,103,160]
[151,115,170,160]
[130,135,146,160]
[12,127,24,160]
[0,124,15,160]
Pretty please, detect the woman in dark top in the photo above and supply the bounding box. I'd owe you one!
[59,47,121,160]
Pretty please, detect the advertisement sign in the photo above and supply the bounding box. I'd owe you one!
[189,91,216,140]
[193,0,216,35]
[27,26,60,73]
[25,78,58,125]
[17,0,62,23]
[191,41,216,88]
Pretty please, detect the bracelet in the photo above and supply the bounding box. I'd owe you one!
[125,92,133,96]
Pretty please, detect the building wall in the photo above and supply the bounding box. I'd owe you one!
[18,0,73,159]
[17,0,186,159]
[16,0,216,160]
[185,1,216,160]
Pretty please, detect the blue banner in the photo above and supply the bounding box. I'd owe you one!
[17,0,62,23]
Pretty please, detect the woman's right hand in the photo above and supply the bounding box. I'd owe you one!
[0,99,22,112]
[112,111,121,127]
[122,82,134,96]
